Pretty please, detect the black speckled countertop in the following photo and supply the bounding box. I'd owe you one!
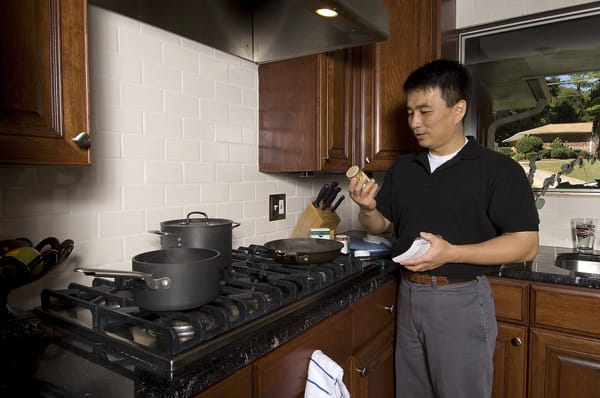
[2,246,599,397]
[499,245,600,289]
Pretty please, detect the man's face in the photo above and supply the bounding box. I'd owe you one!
[406,87,466,155]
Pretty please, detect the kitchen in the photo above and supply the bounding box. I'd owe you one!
[1,0,600,397]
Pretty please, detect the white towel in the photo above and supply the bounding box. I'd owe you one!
[304,350,351,398]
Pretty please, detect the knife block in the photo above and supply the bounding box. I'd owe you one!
[291,204,340,238]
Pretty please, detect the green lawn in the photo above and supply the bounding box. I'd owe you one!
[534,159,600,183]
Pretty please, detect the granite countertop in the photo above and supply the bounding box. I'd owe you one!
[0,259,399,398]
[2,246,599,397]
[499,245,600,289]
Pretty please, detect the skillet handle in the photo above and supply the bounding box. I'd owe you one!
[74,267,171,290]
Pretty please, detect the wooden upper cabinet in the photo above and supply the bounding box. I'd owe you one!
[258,0,449,173]
[259,49,357,172]
[0,0,91,165]
[359,0,441,172]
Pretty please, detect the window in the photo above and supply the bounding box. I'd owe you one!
[460,6,600,193]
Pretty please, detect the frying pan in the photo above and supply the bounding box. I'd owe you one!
[264,238,343,265]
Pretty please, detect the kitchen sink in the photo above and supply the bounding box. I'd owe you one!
[555,252,600,276]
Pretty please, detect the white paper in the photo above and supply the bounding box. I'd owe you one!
[392,237,431,263]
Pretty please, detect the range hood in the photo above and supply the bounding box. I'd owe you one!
[88,0,389,64]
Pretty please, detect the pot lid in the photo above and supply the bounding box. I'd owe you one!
[161,212,233,227]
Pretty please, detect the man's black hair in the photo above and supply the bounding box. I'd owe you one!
[403,59,472,107]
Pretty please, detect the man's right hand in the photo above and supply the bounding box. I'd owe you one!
[348,176,378,211]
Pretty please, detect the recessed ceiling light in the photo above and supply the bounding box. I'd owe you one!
[316,8,338,17]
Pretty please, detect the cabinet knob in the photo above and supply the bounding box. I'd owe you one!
[364,157,371,164]
[511,337,523,346]
[72,131,91,149]
[383,305,395,313]
[323,155,330,162]
[356,367,369,377]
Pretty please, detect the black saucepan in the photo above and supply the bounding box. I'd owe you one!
[76,248,220,311]
[263,238,343,265]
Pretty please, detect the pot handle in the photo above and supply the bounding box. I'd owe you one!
[183,211,208,225]
[74,267,171,290]
[148,230,174,237]
[232,221,241,229]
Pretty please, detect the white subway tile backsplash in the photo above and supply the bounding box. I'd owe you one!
[199,56,230,81]
[165,91,200,118]
[92,131,122,159]
[243,200,267,218]
[94,104,143,134]
[99,210,145,237]
[146,207,185,230]
[202,141,230,162]
[91,51,142,84]
[69,184,121,213]
[229,105,255,128]
[230,183,256,202]
[182,73,215,98]
[183,118,215,140]
[215,164,243,182]
[124,234,160,259]
[123,134,164,160]
[124,184,165,209]
[97,158,145,184]
[143,61,182,91]
[201,100,229,122]
[120,83,163,112]
[90,77,120,105]
[215,123,243,143]
[185,163,216,184]
[200,183,230,203]
[118,28,162,63]
[243,88,258,108]
[0,167,37,186]
[38,213,99,242]
[216,82,243,104]
[255,217,278,235]
[229,65,257,89]
[3,187,68,217]
[165,139,200,161]
[165,184,201,206]
[145,161,183,184]
[229,144,256,163]
[144,112,183,137]
[164,42,199,73]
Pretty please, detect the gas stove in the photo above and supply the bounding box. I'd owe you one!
[34,246,374,379]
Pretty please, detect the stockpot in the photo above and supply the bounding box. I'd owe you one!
[150,212,240,270]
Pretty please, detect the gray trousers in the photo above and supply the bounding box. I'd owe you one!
[395,275,497,398]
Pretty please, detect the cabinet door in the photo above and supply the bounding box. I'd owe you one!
[352,323,395,398]
[529,328,600,397]
[0,0,91,165]
[353,280,397,349]
[319,49,358,172]
[359,0,441,171]
[258,49,355,173]
[492,322,527,398]
[194,365,252,398]
[253,308,353,398]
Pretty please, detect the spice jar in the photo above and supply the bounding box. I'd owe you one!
[346,165,369,187]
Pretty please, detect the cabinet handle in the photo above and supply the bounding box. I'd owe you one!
[364,157,371,164]
[511,337,523,346]
[72,131,91,149]
[323,155,330,162]
[383,305,395,313]
[356,367,369,377]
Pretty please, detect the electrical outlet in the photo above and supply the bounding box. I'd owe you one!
[269,194,286,221]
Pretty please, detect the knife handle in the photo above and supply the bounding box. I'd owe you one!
[313,184,329,208]
[331,195,345,212]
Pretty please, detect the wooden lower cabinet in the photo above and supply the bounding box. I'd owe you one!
[194,365,253,398]
[196,280,398,397]
[529,328,600,398]
[493,322,528,398]
[352,324,395,398]
[490,277,600,398]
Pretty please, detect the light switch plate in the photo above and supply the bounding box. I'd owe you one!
[269,194,286,221]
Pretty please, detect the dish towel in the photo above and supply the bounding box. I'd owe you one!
[304,350,351,398]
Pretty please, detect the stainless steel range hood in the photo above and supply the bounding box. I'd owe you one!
[88,0,389,64]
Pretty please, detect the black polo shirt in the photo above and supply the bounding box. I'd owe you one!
[376,137,539,278]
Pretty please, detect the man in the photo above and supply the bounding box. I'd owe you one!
[348,59,539,398]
